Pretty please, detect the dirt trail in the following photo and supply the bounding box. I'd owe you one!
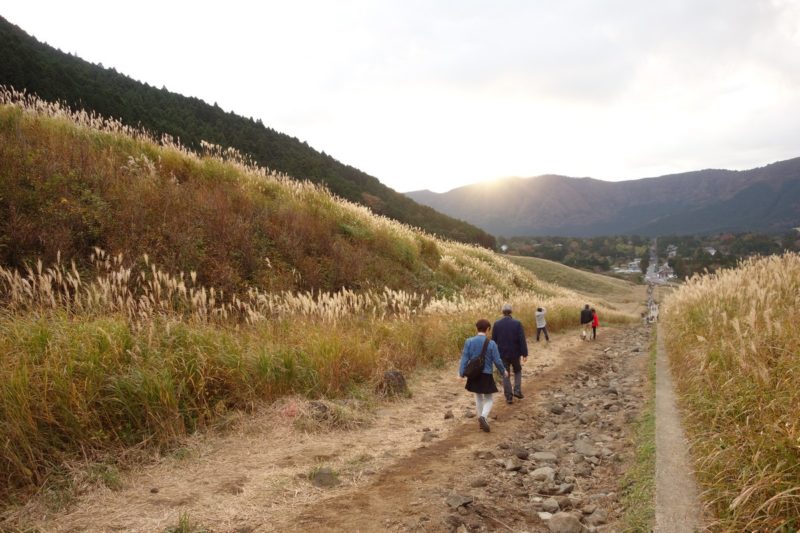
[9,325,651,533]
[654,322,704,532]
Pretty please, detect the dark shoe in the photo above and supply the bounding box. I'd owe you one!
[478,416,490,432]
[513,392,524,399]
[506,397,513,404]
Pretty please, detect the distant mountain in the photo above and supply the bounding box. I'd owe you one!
[406,159,800,236]
[0,16,495,248]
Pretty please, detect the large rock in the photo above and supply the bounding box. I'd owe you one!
[514,448,530,460]
[543,498,560,513]
[376,370,410,398]
[574,440,600,457]
[530,466,556,482]
[556,483,574,495]
[446,493,474,508]
[533,451,558,462]
[584,509,608,526]
[547,512,586,533]
[504,457,523,471]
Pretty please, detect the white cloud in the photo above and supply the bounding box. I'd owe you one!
[4,0,800,192]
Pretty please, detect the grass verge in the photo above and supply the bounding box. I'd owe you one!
[619,334,656,531]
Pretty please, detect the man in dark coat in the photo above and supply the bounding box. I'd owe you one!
[492,303,529,404]
[580,303,593,340]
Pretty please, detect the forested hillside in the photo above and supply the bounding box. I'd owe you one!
[0,16,495,248]
[407,161,800,237]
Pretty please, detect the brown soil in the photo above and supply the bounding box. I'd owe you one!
[5,325,652,533]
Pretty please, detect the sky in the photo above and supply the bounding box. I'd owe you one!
[4,0,800,192]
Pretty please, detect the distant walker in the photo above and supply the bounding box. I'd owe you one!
[580,304,593,340]
[535,306,550,342]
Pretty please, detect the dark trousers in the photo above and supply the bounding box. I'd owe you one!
[592,326,597,339]
[502,357,522,399]
[536,326,549,341]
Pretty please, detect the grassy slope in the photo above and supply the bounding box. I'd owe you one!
[0,16,495,248]
[506,255,637,300]
[0,95,640,500]
[0,101,499,297]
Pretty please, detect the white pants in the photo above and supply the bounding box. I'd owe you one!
[475,393,494,418]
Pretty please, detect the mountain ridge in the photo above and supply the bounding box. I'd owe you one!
[406,158,800,236]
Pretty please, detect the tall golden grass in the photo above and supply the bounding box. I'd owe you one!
[0,89,637,499]
[662,253,800,531]
[0,86,553,298]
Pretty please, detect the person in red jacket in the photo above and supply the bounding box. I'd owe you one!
[591,307,599,340]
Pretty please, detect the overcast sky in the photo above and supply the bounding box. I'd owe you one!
[4,1,800,192]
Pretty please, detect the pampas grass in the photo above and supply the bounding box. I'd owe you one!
[0,88,638,499]
[662,253,800,531]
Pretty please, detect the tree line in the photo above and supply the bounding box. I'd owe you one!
[659,232,800,279]
[499,235,650,273]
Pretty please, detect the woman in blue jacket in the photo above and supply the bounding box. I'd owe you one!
[459,318,509,432]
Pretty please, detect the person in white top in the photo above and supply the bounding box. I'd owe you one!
[535,307,549,342]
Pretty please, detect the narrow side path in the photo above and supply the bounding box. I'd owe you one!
[655,322,704,532]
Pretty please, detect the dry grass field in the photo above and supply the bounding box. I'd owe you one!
[662,253,800,531]
[0,90,638,503]
[507,255,637,299]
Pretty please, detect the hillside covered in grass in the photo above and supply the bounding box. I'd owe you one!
[662,253,800,531]
[0,91,637,502]
[0,92,492,298]
[0,15,495,249]
[506,255,637,300]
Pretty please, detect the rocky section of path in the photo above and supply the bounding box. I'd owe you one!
[280,326,651,533]
[433,327,650,533]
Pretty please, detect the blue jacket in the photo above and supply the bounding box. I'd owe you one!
[459,334,506,377]
[492,315,528,360]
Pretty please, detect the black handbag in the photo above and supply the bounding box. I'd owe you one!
[464,337,490,379]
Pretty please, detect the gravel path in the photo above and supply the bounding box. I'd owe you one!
[655,322,703,532]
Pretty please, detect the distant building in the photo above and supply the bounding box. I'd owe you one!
[703,246,717,256]
[666,244,678,258]
[657,265,676,279]
[614,259,641,274]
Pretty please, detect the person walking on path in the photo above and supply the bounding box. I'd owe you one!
[535,306,549,342]
[580,304,593,340]
[591,307,599,340]
[459,319,508,432]
[492,303,528,404]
